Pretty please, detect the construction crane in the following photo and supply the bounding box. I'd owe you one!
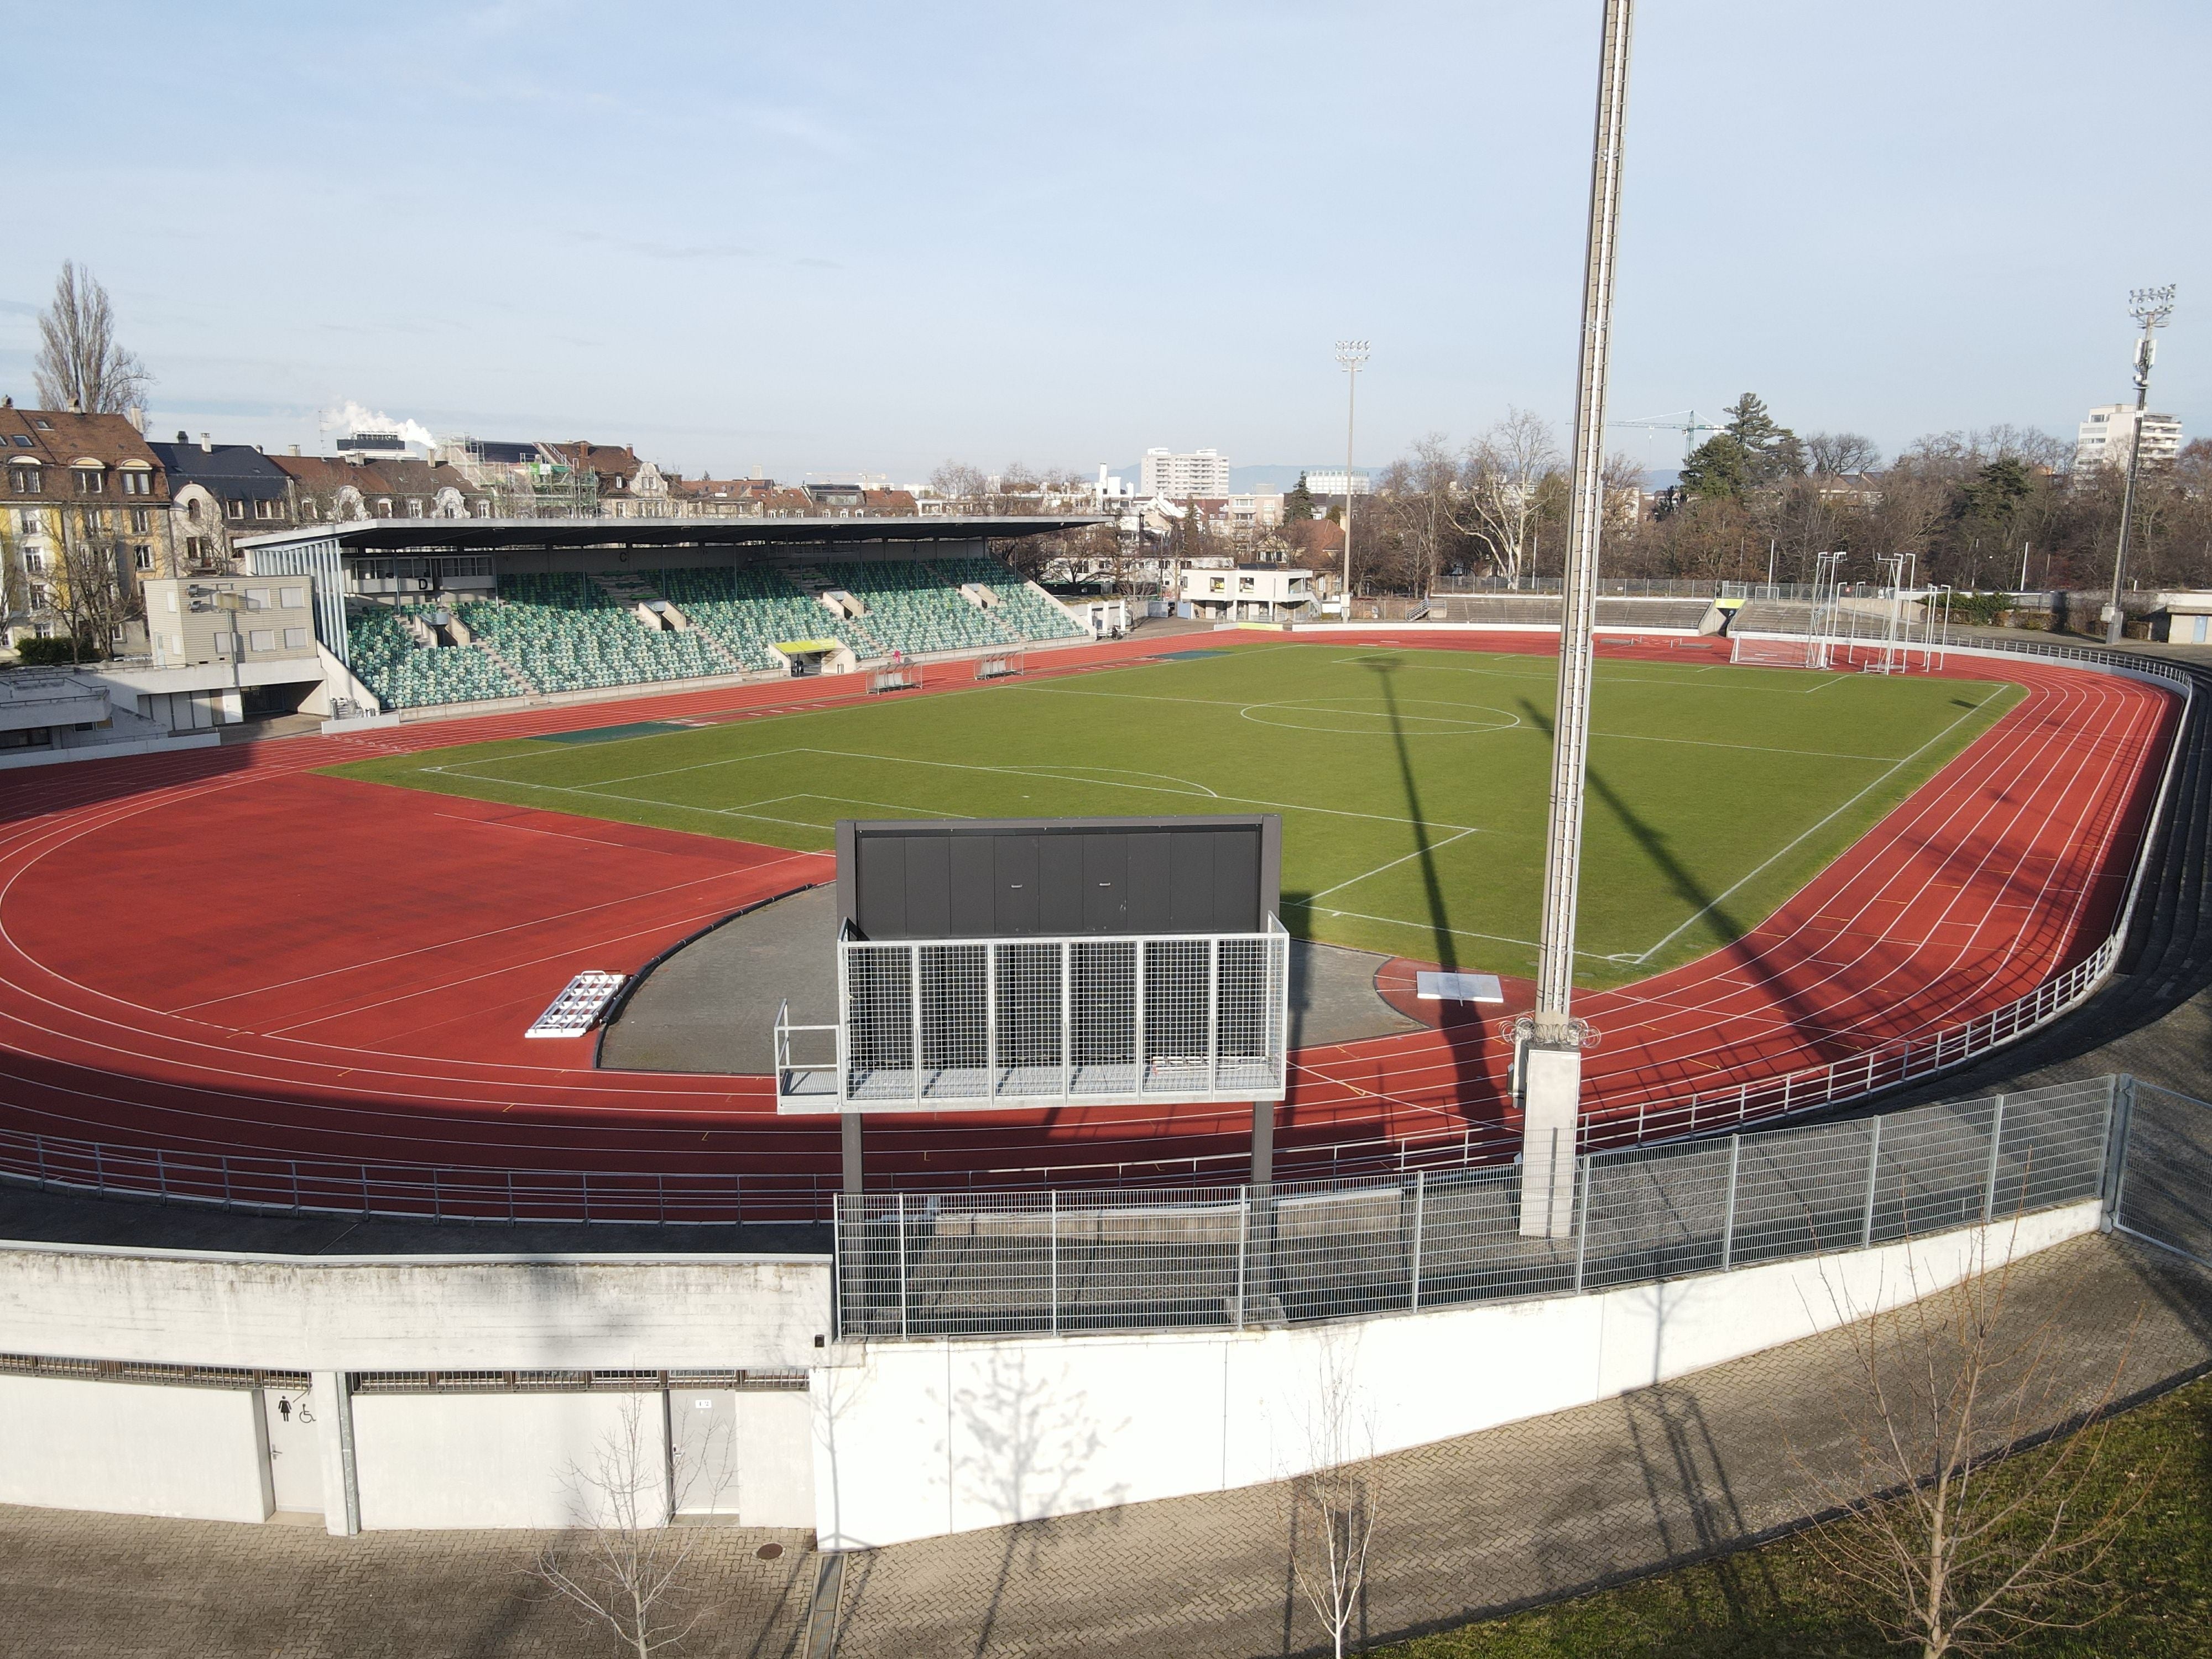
[1615,409,1725,463]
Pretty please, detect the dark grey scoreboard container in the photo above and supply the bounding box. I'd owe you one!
[834,815,1281,940]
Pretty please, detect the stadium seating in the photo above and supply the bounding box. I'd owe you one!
[929,556,1088,642]
[455,572,727,695]
[343,557,1086,712]
[645,565,865,671]
[813,560,1014,656]
[345,605,521,711]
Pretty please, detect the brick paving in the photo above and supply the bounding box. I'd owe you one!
[0,1514,817,1658]
[2,1234,2202,1658]
[826,1233,2212,1658]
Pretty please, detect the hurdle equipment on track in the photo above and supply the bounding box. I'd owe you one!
[525,971,627,1037]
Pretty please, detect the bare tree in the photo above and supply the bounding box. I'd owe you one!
[51,518,130,662]
[928,461,987,509]
[1453,408,1559,588]
[1789,1226,2148,1657]
[531,1395,731,1657]
[34,263,152,416]
[1807,431,1883,476]
[1288,1334,1381,1659]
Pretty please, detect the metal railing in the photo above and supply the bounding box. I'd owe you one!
[778,917,1293,1113]
[833,1076,2117,1340]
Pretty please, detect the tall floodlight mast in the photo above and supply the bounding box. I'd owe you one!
[2104,285,2177,646]
[1517,0,1634,1239]
[1335,341,1369,610]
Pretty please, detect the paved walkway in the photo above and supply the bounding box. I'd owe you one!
[825,1232,2212,1658]
[2,1233,2202,1658]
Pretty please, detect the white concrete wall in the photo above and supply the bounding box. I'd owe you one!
[0,1245,831,1372]
[736,1389,817,1527]
[811,1200,2101,1548]
[353,1390,667,1530]
[0,1375,269,1522]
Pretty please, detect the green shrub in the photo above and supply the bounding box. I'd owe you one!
[9,635,99,666]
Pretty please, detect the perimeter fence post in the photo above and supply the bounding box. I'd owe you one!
[2100,1073,2136,1233]
[221,1156,232,1212]
[1048,1191,1060,1337]
[1861,1115,1882,1248]
[897,1192,910,1340]
[359,1166,369,1217]
[505,1170,515,1224]
[290,1161,300,1214]
[155,1148,166,1203]
[910,945,924,1108]
[830,1192,843,1340]
[1981,1094,2006,1223]
[656,1174,666,1225]
[35,1136,48,1190]
[431,1168,441,1222]
[581,1172,591,1223]
[1572,1156,1592,1293]
[1234,1190,1248,1330]
[1720,1135,1741,1271]
[985,944,998,1107]
[1409,1170,1426,1310]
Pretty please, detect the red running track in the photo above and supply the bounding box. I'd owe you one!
[0,632,2177,1213]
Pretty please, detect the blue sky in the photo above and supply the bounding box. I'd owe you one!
[0,1,2203,483]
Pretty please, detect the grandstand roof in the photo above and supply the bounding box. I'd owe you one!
[236,514,1102,555]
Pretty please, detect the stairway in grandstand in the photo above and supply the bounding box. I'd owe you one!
[585,570,749,676]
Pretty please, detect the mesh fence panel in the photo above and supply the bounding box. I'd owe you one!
[1996,1079,2117,1217]
[1726,1118,1877,1265]
[1578,1139,1733,1290]
[2115,1083,2212,1266]
[835,1083,2117,1341]
[1870,1098,1997,1243]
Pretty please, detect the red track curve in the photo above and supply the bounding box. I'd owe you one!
[0,632,2175,1215]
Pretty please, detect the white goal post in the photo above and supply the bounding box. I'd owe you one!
[1730,634,1830,670]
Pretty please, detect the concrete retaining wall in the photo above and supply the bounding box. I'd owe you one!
[0,1243,832,1370]
[810,1199,2101,1548]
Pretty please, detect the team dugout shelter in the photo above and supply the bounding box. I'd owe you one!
[233,514,1102,719]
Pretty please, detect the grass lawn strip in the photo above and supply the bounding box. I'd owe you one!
[1378,1370,2212,1658]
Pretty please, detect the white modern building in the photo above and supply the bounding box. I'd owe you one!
[1093,465,1139,511]
[1178,563,1318,621]
[1301,468,1372,497]
[1140,448,1230,500]
[2076,405,2183,472]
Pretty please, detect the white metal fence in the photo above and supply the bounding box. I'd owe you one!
[777,918,1292,1113]
[832,1076,2119,1339]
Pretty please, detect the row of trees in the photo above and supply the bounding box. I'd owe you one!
[1348,394,2212,598]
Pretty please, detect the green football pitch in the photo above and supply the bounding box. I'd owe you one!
[328,642,2021,988]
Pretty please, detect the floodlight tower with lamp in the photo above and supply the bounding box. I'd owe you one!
[1516,0,1634,1239]
[2104,284,2177,646]
[1335,340,1368,611]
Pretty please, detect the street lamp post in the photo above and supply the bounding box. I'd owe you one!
[2104,285,2177,646]
[1335,341,1368,614]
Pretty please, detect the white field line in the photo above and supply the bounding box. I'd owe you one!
[1303,827,1484,903]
